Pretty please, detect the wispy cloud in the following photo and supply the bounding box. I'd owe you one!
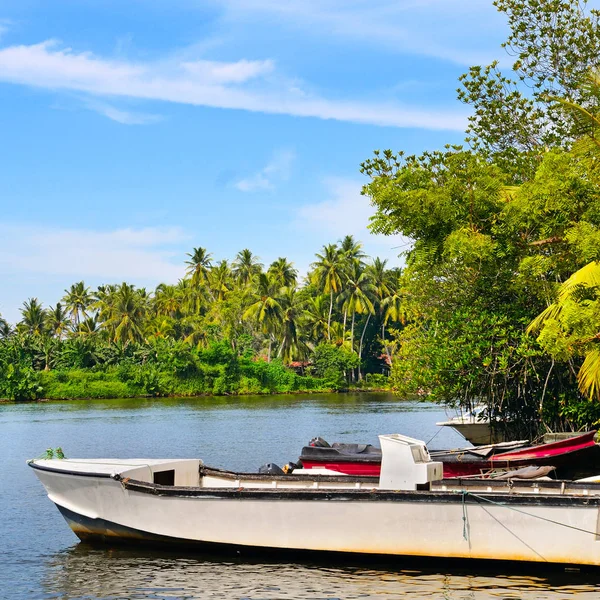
[295,176,410,258]
[235,149,295,192]
[85,99,163,125]
[213,0,502,66]
[0,40,468,130]
[0,223,187,281]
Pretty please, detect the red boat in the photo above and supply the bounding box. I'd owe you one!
[298,431,600,479]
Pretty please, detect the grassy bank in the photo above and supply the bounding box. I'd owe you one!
[18,364,388,401]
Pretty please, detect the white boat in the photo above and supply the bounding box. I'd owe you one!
[29,434,600,566]
[436,405,506,445]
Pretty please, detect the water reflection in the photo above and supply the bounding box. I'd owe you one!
[42,544,600,600]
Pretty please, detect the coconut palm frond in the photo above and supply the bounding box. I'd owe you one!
[557,261,600,301]
[526,303,563,333]
[578,349,600,401]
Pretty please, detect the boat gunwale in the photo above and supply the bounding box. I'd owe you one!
[119,477,600,506]
[27,461,114,478]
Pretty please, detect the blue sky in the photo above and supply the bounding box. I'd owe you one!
[0,0,509,324]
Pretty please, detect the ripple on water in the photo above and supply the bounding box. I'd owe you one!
[32,546,600,600]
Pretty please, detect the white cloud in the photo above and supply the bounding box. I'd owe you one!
[85,99,163,125]
[0,223,187,281]
[295,177,411,262]
[235,149,295,192]
[213,0,503,66]
[0,40,468,130]
[182,58,274,83]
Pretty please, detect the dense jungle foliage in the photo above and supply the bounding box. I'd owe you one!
[0,239,395,401]
[362,0,600,439]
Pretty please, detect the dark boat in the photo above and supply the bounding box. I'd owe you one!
[298,431,600,479]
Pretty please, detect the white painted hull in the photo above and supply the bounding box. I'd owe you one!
[30,460,600,566]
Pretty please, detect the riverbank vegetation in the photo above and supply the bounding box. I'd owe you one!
[0,241,397,401]
[362,0,600,439]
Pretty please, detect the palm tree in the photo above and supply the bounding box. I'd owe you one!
[102,283,146,344]
[302,295,330,344]
[381,269,403,363]
[243,273,282,361]
[47,302,69,339]
[0,314,12,339]
[338,264,376,379]
[62,281,91,328]
[339,235,367,271]
[78,314,99,338]
[268,257,297,288]
[177,278,208,316]
[208,260,233,302]
[185,247,213,287]
[19,298,46,336]
[338,265,376,350]
[232,249,263,286]
[154,283,181,318]
[528,261,600,400]
[311,244,344,340]
[277,287,306,362]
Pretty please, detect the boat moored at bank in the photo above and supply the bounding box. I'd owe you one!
[28,434,600,566]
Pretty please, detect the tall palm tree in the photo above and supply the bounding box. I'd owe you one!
[232,249,263,286]
[185,247,213,287]
[102,283,146,344]
[302,295,330,344]
[277,287,306,362]
[311,244,344,340]
[47,302,69,339]
[153,283,181,318]
[339,235,367,271]
[19,298,46,336]
[62,281,91,328]
[177,278,208,316]
[268,257,297,288]
[337,264,376,350]
[338,264,376,379]
[243,273,282,361]
[208,260,233,302]
[380,269,403,363]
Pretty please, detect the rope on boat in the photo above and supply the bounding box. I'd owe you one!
[464,491,599,537]
[461,491,469,540]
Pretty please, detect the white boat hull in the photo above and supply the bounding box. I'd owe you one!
[31,461,600,566]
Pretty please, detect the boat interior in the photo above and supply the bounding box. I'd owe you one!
[58,457,600,497]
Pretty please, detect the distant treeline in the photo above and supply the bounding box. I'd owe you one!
[0,236,396,400]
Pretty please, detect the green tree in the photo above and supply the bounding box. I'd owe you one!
[47,302,69,339]
[102,283,146,344]
[185,247,213,288]
[457,0,600,181]
[232,249,263,286]
[19,298,46,336]
[268,257,298,288]
[311,244,344,340]
[243,273,282,361]
[62,281,91,329]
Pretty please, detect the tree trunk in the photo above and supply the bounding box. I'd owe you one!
[327,291,333,341]
[350,312,356,382]
[382,321,391,366]
[358,313,372,381]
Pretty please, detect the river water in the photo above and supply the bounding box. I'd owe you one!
[2,392,600,599]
